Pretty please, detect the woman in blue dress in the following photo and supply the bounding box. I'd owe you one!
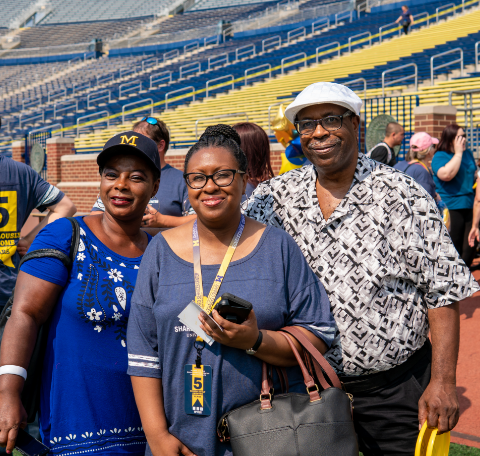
[0,131,160,455]
[127,125,336,456]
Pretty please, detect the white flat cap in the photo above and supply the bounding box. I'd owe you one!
[285,82,363,123]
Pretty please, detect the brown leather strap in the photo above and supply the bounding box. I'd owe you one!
[260,362,272,409]
[281,327,342,390]
[280,332,320,402]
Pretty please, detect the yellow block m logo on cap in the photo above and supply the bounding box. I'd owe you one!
[120,135,138,147]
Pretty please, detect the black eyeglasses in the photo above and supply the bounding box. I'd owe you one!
[184,169,245,189]
[295,111,353,136]
[141,116,160,127]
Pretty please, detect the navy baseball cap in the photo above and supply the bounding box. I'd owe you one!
[97,131,161,174]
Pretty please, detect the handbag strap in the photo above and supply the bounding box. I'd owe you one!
[281,327,342,390]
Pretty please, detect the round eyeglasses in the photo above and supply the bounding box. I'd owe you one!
[295,111,353,136]
[184,169,245,189]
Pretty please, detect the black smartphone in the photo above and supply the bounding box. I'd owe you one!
[216,293,252,325]
[15,428,50,456]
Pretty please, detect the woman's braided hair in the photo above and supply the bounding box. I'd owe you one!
[184,124,248,174]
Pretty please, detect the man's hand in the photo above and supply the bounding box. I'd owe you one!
[418,380,459,433]
[0,390,28,453]
[142,204,167,228]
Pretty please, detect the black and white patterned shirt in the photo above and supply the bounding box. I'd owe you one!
[243,154,479,376]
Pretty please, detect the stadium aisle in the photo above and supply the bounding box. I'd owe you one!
[453,271,480,449]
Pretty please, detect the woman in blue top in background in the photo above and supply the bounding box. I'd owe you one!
[127,125,335,456]
[432,124,477,266]
[0,131,160,455]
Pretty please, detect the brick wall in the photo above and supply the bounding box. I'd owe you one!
[413,105,457,140]
[46,137,75,186]
[11,141,25,163]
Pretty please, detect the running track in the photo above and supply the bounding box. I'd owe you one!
[451,270,480,448]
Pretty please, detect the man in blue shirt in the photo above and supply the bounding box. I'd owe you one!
[0,154,76,309]
[91,117,195,231]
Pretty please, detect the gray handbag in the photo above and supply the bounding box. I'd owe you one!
[217,327,358,456]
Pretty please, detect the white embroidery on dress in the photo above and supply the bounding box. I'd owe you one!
[115,287,127,310]
[108,269,123,282]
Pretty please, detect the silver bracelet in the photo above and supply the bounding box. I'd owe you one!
[0,365,27,380]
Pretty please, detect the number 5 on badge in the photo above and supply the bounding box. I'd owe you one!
[184,365,212,416]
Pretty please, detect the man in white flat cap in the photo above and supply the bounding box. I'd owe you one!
[243,82,479,455]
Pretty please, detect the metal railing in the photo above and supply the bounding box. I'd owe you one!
[22,97,40,111]
[68,56,82,66]
[348,31,371,53]
[179,61,201,79]
[19,111,44,129]
[208,53,228,70]
[267,99,294,134]
[121,99,154,124]
[287,27,306,45]
[235,44,255,61]
[165,86,195,109]
[47,88,67,104]
[184,42,199,54]
[72,81,91,95]
[29,124,63,138]
[77,111,109,135]
[312,17,329,34]
[344,78,367,99]
[222,25,234,43]
[412,12,429,27]
[53,99,78,119]
[195,113,249,139]
[87,90,111,109]
[475,41,479,72]
[204,35,220,47]
[382,63,417,97]
[164,49,180,60]
[316,42,340,64]
[150,71,172,90]
[206,75,234,98]
[379,21,401,43]
[96,73,114,86]
[120,67,139,79]
[119,81,142,98]
[436,3,455,22]
[448,89,480,156]
[431,48,463,84]
[281,52,306,75]
[245,64,271,86]
[335,10,353,26]
[262,35,281,53]
[142,57,158,72]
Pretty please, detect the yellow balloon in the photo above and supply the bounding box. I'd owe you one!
[271,104,296,148]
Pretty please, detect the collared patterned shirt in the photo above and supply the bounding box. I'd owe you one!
[243,154,480,376]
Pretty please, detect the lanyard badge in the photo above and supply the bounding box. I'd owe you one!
[180,215,246,416]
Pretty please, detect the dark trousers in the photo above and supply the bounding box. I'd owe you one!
[402,22,410,34]
[348,352,431,455]
[450,208,476,267]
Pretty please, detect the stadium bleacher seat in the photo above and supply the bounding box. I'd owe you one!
[190,0,279,11]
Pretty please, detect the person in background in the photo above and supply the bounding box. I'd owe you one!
[232,122,274,200]
[366,122,404,166]
[126,125,335,456]
[0,154,76,311]
[91,117,196,231]
[432,124,477,266]
[0,131,160,455]
[395,5,414,34]
[394,132,439,199]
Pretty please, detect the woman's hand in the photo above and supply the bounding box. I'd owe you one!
[0,390,28,454]
[142,205,166,228]
[468,225,480,247]
[153,431,197,456]
[199,309,259,351]
[453,135,466,155]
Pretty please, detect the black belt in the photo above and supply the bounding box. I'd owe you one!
[339,340,432,394]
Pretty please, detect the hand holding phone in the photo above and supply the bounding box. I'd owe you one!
[14,428,50,456]
[215,293,252,325]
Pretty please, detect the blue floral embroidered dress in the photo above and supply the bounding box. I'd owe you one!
[20,217,147,455]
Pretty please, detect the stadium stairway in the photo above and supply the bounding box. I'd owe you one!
[71,5,480,152]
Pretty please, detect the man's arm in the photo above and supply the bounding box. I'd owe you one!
[17,196,76,256]
[468,178,480,247]
[142,204,196,229]
[418,302,460,433]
